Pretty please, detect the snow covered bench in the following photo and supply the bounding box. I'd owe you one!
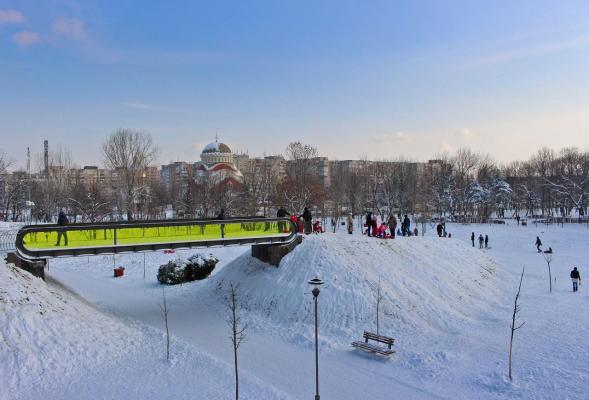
[351,331,395,356]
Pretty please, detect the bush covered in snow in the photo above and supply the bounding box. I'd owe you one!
[157,254,219,285]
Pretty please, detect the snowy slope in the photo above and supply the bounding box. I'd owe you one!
[25,223,589,400]
[201,234,505,346]
[0,261,296,400]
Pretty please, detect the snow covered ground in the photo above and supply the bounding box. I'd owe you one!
[2,220,588,399]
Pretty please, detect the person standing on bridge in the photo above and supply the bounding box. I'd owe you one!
[218,208,225,238]
[277,207,290,233]
[55,210,69,246]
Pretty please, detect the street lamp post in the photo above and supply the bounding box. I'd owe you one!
[308,277,324,400]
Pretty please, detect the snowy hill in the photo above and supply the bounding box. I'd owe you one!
[0,261,295,400]
[200,234,506,346]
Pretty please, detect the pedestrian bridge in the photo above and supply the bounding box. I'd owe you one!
[15,217,297,260]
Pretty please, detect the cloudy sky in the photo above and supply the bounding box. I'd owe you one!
[1,0,589,169]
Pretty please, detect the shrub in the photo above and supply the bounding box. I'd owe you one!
[157,253,219,285]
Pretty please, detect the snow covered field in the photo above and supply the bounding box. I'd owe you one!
[2,221,588,399]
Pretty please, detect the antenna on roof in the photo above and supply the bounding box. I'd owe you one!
[215,133,219,142]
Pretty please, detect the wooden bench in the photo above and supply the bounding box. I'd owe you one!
[351,331,395,356]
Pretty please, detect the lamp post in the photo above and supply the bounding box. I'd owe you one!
[308,277,324,400]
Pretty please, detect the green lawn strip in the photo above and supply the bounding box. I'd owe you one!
[23,222,288,250]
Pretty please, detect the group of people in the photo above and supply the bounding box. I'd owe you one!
[363,212,416,238]
[470,232,489,249]
[277,207,323,235]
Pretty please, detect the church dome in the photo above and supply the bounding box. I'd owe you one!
[202,142,232,154]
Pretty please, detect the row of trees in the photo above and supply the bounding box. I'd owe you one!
[1,131,588,223]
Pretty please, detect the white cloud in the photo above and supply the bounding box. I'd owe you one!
[51,18,86,40]
[373,132,415,144]
[455,128,474,141]
[122,101,157,111]
[12,31,41,47]
[0,9,25,24]
[440,141,452,152]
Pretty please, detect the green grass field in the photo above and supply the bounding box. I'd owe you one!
[23,221,291,250]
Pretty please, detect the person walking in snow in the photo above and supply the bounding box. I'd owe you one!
[570,267,581,292]
[571,267,581,290]
[535,236,542,253]
[436,223,443,237]
[484,234,489,248]
[413,227,418,237]
[301,207,312,235]
[471,232,475,247]
[478,234,484,249]
[347,213,354,234]
[371,214,378,237]
[365,212,373,236]
[55,210,69,246]
[387,214,397,239]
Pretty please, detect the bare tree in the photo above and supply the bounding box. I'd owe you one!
[509,266,526,381]
[542,252,553,293]
[373,276,384,335]
[283,141,323,211]
[159,287,171,361]
[102,129,157,221]
[69,179,111,223]
[229,283,247,400]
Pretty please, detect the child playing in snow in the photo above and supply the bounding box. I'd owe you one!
[377,222,387,238]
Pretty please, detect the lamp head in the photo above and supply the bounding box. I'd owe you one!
[308,277,324,298]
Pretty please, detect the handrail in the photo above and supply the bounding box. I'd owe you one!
[15,217,297,260]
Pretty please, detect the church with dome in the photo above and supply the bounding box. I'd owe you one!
[194,139,244,187]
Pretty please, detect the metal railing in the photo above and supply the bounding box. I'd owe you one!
[15,217,298,260]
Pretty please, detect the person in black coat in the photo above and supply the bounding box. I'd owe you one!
[436,223,443,237]
[484,234,489,248]
[301,207,312,235]
[218,208,226,238]
[55,211,69,246]
[570,267,581,292]
[478,234,484,249]
[535,236,542,253]
[471,232,475,247]
[277,207,290,233]
[365,212,372,236]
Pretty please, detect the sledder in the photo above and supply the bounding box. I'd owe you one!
[313,220,324,234]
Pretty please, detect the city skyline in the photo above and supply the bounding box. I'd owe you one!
[2,1,589,169]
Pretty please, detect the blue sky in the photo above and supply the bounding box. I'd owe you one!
[1,0,589,169]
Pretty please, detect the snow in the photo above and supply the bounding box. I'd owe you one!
[2,221,589,399]
[0,260,296,400]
